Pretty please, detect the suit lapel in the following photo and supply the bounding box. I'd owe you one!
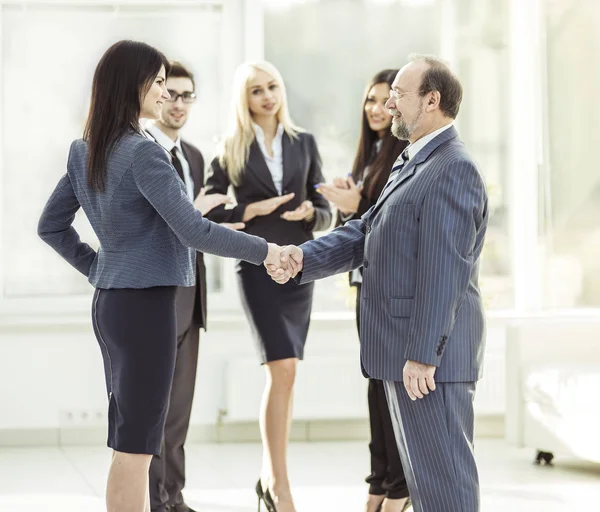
[375,163,417,206]
[371,126,459,216]
[281,134,296,189]
[246,141,279,195]
[180,141,201,197]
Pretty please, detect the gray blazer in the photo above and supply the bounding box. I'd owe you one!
[38,132,268,289]
[297,127,488,383]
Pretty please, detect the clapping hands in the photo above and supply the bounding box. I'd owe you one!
[264,244,304,284]
[315,175,361,215]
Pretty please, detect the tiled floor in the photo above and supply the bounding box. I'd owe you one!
[1,439,599,511]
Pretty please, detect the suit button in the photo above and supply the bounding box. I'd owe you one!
[366,225,371,234]
[363,260,369,268]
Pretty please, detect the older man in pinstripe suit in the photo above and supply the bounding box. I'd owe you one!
[267,55,488,512]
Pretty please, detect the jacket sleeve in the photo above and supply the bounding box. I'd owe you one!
[296,213,369,284]
[204,157,247,224]
[37,168,97,278]
[404,159,487,366]
[131,139,267,265]
[303,134,332,232]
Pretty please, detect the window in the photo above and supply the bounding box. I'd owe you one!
[264,0,513,311]
[264,0,441,312]
[449,0,512,309]
[0,1,242,304]
[541,0,600,308]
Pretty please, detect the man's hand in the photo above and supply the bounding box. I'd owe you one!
[264,245,304,284]
[244,193,295,222]
[403,360,437,401]
[280,200,315,222]
[221,222,245,230]
[194,188,232,215]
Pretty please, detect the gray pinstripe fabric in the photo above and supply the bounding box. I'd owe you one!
[298,126,488,383]
[384,381,479,512]
[38,132,268,288]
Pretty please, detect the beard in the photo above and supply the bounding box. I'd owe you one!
[391,104,424,140]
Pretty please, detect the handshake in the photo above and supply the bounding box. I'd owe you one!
[264,243,304,284]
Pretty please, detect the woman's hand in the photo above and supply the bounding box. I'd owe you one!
[194,188,232,215]
[243,193,295,222]
[316,176,362,215]
[281,200,315,222]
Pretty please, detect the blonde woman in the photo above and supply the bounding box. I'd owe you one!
[205,61,331,512]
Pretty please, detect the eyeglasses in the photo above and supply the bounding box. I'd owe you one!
[389,90,420,101]
[166,90,196,103]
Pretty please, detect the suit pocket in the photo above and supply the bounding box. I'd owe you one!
[389,297,413,317]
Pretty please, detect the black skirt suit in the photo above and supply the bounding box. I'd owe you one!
[205,132,332,363]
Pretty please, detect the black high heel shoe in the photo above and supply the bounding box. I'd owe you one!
[255,479,277,512]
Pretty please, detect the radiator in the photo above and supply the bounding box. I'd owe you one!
[223,355,369,422]
[223,345,505,422]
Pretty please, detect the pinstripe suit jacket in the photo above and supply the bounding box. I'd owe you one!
[298,127,488,382]
[38,132,268,289]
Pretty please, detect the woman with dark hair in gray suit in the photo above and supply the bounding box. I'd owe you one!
[38,40,281,512]
[205,61,331,512]
[317,69,411,512]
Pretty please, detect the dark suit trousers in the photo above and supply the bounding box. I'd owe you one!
[356,284,409,499]
[384,380,479,512]
[149,322,200,511]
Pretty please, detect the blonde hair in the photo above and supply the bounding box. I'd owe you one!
[217,61,303,185]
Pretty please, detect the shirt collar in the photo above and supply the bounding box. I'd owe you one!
[145,123,181,153]
[253,122,284,142]
[406,122,454,161]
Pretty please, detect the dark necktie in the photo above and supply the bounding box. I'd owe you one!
[388,148,410,181]
[379,148,410,199]
[170,147,185,182]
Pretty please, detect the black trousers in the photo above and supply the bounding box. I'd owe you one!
[149,322,200,512]
[356,284,410,499]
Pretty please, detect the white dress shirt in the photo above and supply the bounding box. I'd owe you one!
[145,123,195,201]
[253,123,284,195]
[387,122,454,184]
[406,122,454,162]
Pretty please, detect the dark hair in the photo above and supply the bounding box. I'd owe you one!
[84,40,170,192]
[168,61,195,90]
[410,54,463,119]
[351,69,408,200]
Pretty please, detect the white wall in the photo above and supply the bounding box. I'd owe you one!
[0,308,508,444]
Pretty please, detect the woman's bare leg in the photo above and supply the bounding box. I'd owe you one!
[260,358,298,512]
[106,451,152,512]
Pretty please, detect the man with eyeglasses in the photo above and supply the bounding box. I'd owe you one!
[267,54,488,512]
[145,61,241,512]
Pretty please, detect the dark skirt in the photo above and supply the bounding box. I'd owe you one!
[236,261,314,364]
[91,286,177,455]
